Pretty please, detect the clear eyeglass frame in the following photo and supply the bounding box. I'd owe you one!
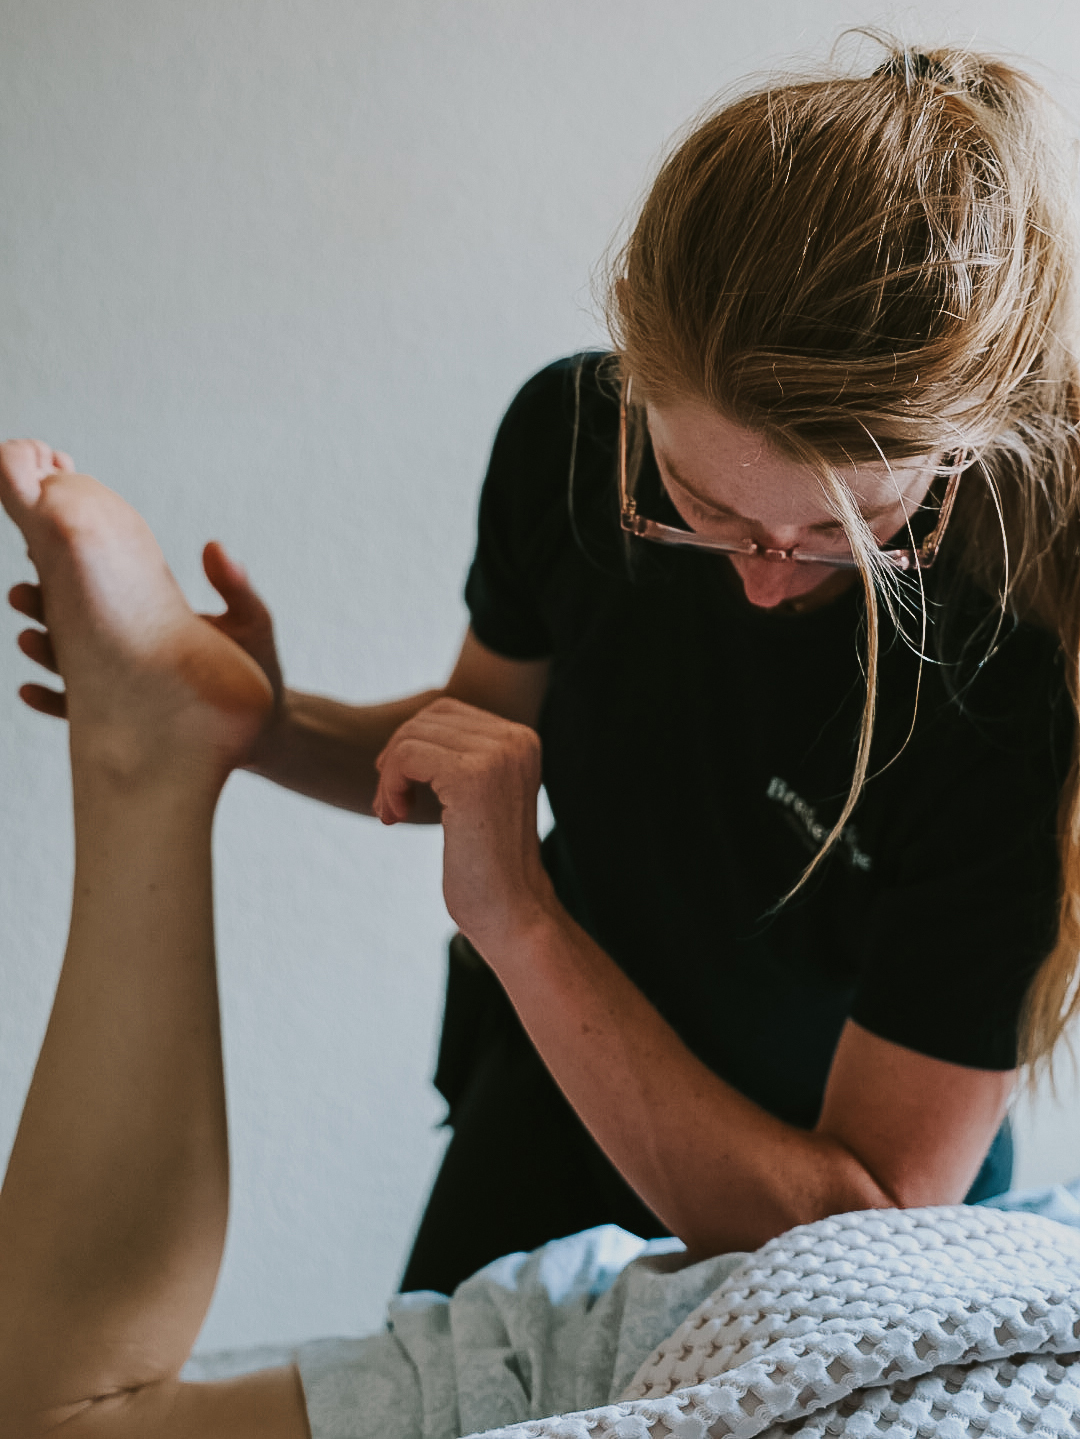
[617,378,965,573]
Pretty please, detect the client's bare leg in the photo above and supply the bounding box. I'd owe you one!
[0,443,308,1438]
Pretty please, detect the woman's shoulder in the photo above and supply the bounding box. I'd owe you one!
[479,351,623,561]
[496,351,619,447]
[862,565,1070,798]
[881,592,1072,798]
[465,353,626,652]
[932,580,1067,722]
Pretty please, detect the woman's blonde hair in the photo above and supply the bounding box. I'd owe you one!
[605,39,1080,1073]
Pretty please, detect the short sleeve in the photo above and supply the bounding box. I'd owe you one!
[850,675,1071,1069]
[464,361,589,660]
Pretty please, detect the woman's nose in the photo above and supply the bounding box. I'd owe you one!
[728,551,823,608]
[746,522,803,557]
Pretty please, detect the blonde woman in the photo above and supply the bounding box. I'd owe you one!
[3,40,1079,1439]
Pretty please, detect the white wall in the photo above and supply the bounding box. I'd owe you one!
[1,0,1079,1352]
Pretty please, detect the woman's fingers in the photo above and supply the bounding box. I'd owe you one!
[374,699,542,832]
[374,734,459,824]
[383,696,532,751]
[17,626,59,673]
[202,540,264,623]
[18,681,67,718]
[199,540,285,705]
[375,709,455,823]
[375,697,547,950]
[9,582,44,622]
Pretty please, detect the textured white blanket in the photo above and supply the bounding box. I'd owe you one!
[471,1206,1080,1439]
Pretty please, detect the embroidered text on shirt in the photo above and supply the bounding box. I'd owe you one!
[766,775,873,872]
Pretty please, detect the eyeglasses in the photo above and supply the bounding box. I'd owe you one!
[618,379,964,572]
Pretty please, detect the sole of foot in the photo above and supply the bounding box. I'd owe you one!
[0,440,273,789]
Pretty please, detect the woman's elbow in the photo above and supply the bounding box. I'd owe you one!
[684,1144,902,1258]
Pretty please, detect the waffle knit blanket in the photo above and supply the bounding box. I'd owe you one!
[185,1203,1080,1439]
[476,1205,1080,1439]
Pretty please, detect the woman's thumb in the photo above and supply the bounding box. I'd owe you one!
[203,540,261,615]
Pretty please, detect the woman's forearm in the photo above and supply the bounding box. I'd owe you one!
[245,687,446,818]
[487,906,892,1256]
[371,696,890,1254]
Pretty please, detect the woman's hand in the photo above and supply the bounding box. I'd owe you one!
[373,697,556,955]
[200,541,285,711]
[197,540,292,768]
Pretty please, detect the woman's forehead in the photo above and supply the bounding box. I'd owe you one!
[644,396,936,515]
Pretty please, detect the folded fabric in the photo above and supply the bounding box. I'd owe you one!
[981,1175,1080,1228]
[185,1185,1080,1439]
[476,1205,1080,1439]
[184,1228,746,1439]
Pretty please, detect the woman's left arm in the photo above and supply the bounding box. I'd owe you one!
[375,699,1014,1256]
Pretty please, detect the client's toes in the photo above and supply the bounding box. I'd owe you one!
[0,440,67,516]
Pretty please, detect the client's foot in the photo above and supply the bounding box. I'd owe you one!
[1,440,273,787]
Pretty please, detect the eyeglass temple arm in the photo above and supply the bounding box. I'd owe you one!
[914,457,966,565]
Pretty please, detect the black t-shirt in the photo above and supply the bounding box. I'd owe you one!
[463,353,1071,1130]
